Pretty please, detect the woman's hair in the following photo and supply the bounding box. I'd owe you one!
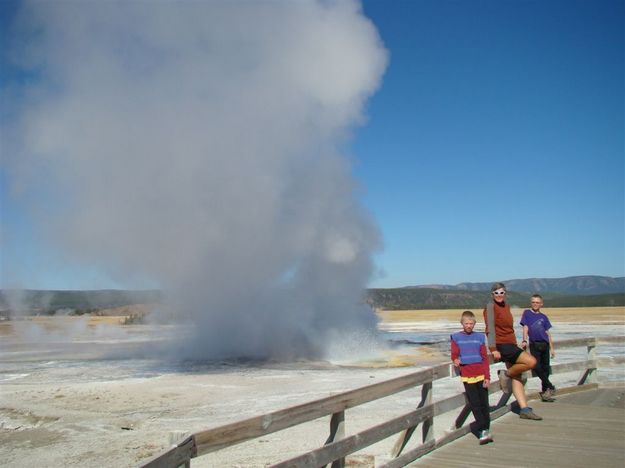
[491,282,506,292]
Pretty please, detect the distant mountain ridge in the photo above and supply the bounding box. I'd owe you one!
[1,276,623,315]
[405,275,624,295]
[0,289,161,314]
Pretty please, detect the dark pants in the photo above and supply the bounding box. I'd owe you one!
[464,381,490,432]
[530,341,555,392]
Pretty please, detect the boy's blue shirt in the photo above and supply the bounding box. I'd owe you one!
[451,331,487,365]
[520,309,552,342]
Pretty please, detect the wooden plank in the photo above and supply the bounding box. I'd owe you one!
[327,411,345,468]
[410,387,625,467]
[598,356,625,366]
[587,343,598,384]
[420,383,434,443]
[432,393,468,418]
[138,435,197,468]
[597,336,625,344]
[273,390,473,468]
[271,406,435,468]
[391,382,438,457]
[555,337,597,347]
[137,335,620,467]
[392,389,469,457]
[381,427,467,468]
[550,359,595,375]
[452,404,471,429]
[525,382,598,401]
[194,363,450,455]
[384,383,603,468]
[325,411,345,445]
[391,425,417,458]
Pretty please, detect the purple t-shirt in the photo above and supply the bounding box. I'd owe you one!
[520,309,552,342]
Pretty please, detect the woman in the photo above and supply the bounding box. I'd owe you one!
[483,282,542,420]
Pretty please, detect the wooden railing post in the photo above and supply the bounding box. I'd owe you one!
[390,425,416,458]
[587,339,597,383]
[420,382,433,443]
[326,411,345,468]
[450,363,472,429]
[578,338,598,385]
[140,435,196,468]
[453,400,471,429]
[390,376,436,458]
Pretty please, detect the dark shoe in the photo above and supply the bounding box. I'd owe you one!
[478,429,494,445]
[540,389,556,402]
[498,369,511,393]
[519,408,542,420]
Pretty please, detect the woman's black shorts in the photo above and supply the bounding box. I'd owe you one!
[496,343,524,365]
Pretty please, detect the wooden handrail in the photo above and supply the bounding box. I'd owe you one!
[193,363,450,455]
[139,335,624,468]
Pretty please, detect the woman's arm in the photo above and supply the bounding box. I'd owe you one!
[522,325,529,349]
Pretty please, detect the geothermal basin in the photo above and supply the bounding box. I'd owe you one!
[1,307,623,467]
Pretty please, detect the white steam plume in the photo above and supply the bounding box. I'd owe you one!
[4,1,388,359]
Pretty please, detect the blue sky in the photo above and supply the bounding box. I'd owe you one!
[357,0,624,286]
[1,0,623,290]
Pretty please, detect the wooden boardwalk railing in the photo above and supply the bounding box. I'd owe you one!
[138,335,624,468]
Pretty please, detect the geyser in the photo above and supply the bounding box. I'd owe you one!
[3,0,388,359]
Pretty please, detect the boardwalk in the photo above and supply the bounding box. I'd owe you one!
[410,387,625,468]
[140,337,624,467]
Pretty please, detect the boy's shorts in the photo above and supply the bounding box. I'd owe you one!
[496,343,524,365]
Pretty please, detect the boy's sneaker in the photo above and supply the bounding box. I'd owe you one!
[539,392,554,402]
[540,389,556,402]
[498,369,511,393]
[478,429,494,445]
[519,407,542,420]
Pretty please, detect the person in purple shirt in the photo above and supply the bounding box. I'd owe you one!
[520,294,556,402]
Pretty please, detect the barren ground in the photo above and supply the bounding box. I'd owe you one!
[1,307,623,467]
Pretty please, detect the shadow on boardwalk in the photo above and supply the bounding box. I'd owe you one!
[410,387,625,468]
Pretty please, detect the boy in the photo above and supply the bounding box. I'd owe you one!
[521,294,556,402]
[451,310,493,444]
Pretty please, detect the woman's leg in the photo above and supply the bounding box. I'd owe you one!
[511,374,528,409]
[506,352,535,410]
[506,351,536,378]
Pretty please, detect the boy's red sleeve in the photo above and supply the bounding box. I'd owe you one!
[451,339,460,362]
[480,343,490,380]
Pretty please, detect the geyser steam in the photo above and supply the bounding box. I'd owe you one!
[4,1,388,359]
